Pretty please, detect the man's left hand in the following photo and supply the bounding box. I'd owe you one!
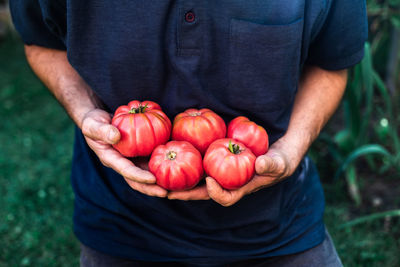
[168,140,295,206]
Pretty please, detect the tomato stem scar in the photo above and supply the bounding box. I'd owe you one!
[166,151,177,160]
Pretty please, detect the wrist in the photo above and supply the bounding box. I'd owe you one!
[59,84,103,129]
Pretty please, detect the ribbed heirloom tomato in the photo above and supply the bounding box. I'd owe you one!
[227,116,269,156]
[149,141,203,191]
[172,108,226,154]
[111,100,171,157]
[203,138,256,190]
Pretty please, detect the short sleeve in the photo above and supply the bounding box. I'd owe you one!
[306,0,368,70]
[10,0,66,50]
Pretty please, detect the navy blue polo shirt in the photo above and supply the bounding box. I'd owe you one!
[11,0,367,263]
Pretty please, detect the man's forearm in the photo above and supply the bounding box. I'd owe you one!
[277,65,348,173]
[24,45,102,128]
[24,45,161,196]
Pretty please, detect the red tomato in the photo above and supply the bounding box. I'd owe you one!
[227,116,269,156]
[112,100,171,157]
[172,108,226,154]
[203,138,256,190]
[149,141,203,190]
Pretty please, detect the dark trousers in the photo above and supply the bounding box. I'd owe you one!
[80,229,343,267]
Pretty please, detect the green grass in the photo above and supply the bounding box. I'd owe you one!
[0,36,399,267]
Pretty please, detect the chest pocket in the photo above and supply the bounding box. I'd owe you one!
[228,18,303,112]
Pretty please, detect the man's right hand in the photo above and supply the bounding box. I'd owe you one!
[24,46,167,198]
[81,109,168,197]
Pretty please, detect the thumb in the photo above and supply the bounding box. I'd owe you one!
[82,116,121,144]
[102,124,121,144]
[206,177,224,197]
[255,154,286,176]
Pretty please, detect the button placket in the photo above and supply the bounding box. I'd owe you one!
[177,1,202,54]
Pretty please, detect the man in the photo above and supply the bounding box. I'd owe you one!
[10,0,367,266]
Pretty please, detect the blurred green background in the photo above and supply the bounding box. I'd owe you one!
[0,1,399,266]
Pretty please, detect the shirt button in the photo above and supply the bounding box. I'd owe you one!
[185,11,196,23]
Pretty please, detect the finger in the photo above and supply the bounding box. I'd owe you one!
[82,116,120,144]
[206,177,242,207]
[255,154,285,176]
[168,185,210,201]
[93,145,156,183]
[124,178,168,198]
[240,175,277,194]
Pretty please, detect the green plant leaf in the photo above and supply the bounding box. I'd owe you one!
[339,209,400,228]
[334,144,392,180]
[317,133,343,163]
[345,165,362,206]
[373,70,392,113]
[344,67,362,142]
[334,129,354,154]
[373,71,400,156]
[388,0,400,7]
[359,43,374,145]
[390,16,400,29]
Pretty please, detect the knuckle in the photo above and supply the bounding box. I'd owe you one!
[148,189,164,198]
[219,196,234,207]
[123,178,145,195]
[221,201,233,207]
[119,166,131,178]
[271,159,279,171]
[141,188,153,196]
[132,183,161,198]
[100,160,110,168]
[99,157,111,168]
[275,164,284,175]
[276,158,289,177]
[128,180,139,190]
[128,180,143,192]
